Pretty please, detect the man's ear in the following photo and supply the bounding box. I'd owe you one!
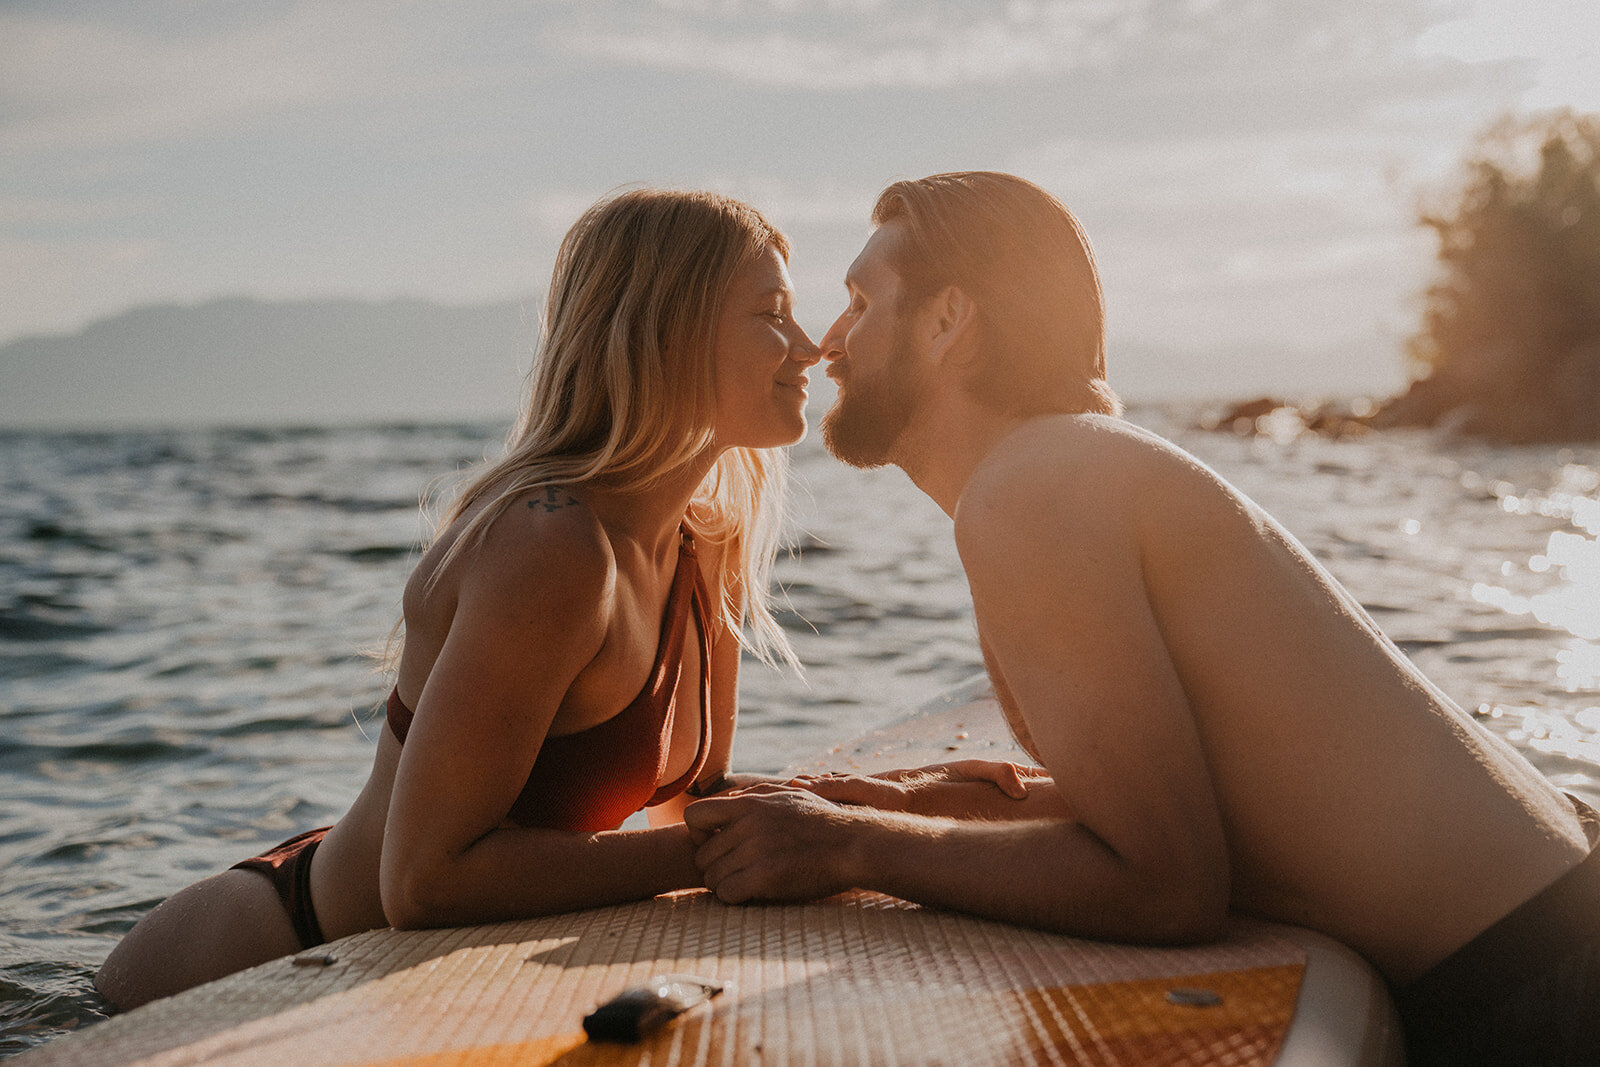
[927,285,978,365]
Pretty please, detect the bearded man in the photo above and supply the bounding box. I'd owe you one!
[686,171,1600,1066]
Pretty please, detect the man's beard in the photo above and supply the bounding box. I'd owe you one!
[821,332,924,469]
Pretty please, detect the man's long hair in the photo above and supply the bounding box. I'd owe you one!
[872,171,1120,416]
[427,188,797,668]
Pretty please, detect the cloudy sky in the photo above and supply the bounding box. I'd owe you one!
[3,0,1598,418]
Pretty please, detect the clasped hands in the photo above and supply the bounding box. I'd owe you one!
[682,760,1045,905]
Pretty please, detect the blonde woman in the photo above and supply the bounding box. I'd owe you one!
[96,189,822,1009]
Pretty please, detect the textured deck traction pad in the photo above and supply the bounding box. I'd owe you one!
[32,889,1304,1066]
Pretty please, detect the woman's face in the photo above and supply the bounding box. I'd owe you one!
[710,244,821,450]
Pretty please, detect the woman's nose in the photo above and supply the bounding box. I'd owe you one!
[791,327,822,366]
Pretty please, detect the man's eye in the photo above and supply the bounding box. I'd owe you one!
[767,312,787,324]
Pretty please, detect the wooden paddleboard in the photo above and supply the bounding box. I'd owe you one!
[23,678,1403,1066]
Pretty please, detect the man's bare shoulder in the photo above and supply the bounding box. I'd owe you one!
[953,414,1259,594]
[959,415,1206,524]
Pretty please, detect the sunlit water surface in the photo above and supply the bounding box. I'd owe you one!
[2,404,1598,1055]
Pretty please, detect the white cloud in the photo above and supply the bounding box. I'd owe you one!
[520,189,612,234]
[1020,129,1428,211]
[552,0,1464,96]
[556,0,1140,88]
[1416,0,1600,110]
[521,175,873,235]
[699,174,875,227]
[0,2,481,154]
[648,0,890,13]
[1007,125,1442,371]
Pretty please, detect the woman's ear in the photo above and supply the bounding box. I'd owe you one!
[927,285,978,365]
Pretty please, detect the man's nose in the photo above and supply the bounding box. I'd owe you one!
[818,312,848,362]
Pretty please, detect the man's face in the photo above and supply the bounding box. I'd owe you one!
[818,222,929,469]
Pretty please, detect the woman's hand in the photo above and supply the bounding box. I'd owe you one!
[686,771,793,798]
[686,784,867,903]
[782,760,1048,818]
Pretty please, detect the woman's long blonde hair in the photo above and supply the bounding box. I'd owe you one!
[425,188,797,668]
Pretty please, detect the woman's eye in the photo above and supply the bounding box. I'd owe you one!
[767,312,787,325]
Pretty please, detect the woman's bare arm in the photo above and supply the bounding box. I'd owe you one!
[380,503,700,929]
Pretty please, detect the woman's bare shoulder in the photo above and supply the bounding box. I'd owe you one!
[473,486,614,595]
[413,485,616,620]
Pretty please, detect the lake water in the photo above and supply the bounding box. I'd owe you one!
[3,402,1599,1056]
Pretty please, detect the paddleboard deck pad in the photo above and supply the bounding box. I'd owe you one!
[25,681,1401,1065]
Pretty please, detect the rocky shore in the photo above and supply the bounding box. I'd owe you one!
[1203,362,1600,445]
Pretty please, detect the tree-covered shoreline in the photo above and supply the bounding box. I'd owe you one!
[1212,109,1600,444]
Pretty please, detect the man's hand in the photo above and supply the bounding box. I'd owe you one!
[683,785,866,904]
[787,760,1042,817]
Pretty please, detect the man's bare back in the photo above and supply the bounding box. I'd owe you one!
[963,413,1589,982]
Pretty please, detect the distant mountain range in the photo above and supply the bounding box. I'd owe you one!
[0,296,540,428]
[0,294,1414,431]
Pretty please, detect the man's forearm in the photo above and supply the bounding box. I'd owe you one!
[845,812,1219,944]
[907,778,1071,820]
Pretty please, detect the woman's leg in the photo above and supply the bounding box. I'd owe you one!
[94,868,302,1010]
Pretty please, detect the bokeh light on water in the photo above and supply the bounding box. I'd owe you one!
[1470,465,1600,703]
[1458,462,1600,776]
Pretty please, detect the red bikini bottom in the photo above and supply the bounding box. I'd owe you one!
[230,825,330,949]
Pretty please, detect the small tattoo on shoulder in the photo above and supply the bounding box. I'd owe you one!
[529,487,581,514]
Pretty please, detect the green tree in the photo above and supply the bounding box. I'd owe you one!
[1387,109,1600,440]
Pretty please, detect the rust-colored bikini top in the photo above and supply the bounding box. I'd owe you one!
[385,526,713,832]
